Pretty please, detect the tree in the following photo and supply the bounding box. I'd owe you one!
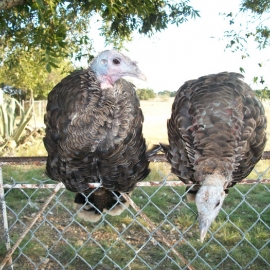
[136,88,156,100]
[2,0,269,97]
[0,0,200,71]
[0,47,74,99]
[255,88,270,100]
[158,90,170,96]
[223,0,270,84]
[169,91,177,97]
[158,90,176,97]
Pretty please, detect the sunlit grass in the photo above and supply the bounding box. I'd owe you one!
[1,163,269,269]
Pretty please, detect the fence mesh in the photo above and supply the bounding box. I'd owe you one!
[21,100,46,128]
[0,164,270,270]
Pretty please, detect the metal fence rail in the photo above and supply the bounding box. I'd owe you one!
[0,164,270,270]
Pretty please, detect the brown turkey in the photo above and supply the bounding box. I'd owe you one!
[43,50,156,222]
[161,72,267,242]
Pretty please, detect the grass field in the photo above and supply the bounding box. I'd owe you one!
[1,165,269,269]
[0,97,270,269]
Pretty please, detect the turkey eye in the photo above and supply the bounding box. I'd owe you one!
[113,58,121,65]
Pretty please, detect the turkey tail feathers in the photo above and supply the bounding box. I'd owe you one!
[146,144,163,158]
[159,143,169,153]
[74,188,129,222]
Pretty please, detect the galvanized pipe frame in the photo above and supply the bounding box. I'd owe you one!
[0,167,13,270]
[1,151,270,189]
[0,151,270,164]
[2,178,270,190]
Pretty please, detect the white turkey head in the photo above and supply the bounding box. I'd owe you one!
[195,174,227,242]
[90,50,146,89]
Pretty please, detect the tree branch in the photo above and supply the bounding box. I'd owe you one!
[0,0,27,10]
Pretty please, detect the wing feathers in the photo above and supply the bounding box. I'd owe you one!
[165,72,267,186]
[44,70,149,218]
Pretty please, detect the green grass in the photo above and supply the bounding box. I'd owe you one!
[1,153,270,269]
[1,164,269,269]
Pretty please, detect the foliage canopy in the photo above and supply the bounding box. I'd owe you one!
[158,90,176,97]
[0,0,200,99]
[0,0,270,99]
[0,0,200,70]
[0,48,73,99]
[223,0,270,84]
[136,88,156,100]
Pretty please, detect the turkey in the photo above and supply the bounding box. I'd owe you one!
[161,72,267,242]
[44,50,155,222]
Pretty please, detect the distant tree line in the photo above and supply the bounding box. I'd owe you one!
[254,88,270,100]
[136,88,156,100]
[136,89,178,100]
[135,88,270,101]
[2,84,268,102]
[158,90,177,97]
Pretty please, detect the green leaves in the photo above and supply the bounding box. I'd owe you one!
[222,0,270,86]
[255,26,270,49]
[44,48,61,72]
[36,0,47,10]
[241,0,270,15]
[136,88,156,100]
[254,87,270,100]
[239,67,245,73]
[0,96,33,145]
[12,102,33,143]
[223,1,270,52]
[0,0,200,70]
[0,47,73,100]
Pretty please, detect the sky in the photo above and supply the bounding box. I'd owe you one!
[87,0,270,92]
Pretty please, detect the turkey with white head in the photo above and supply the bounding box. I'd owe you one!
[161,72,267,242]
[44,50,156,222]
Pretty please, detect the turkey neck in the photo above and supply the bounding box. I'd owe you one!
[97,80,122,108]
[201,173,227,189]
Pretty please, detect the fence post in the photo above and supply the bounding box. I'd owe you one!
[0,167,13,270]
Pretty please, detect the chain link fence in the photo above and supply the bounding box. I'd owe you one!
[0,163,270,270]
[21,100,46,128]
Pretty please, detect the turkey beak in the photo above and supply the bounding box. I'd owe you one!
[138,70,147,81]
[132,67,147,81]
[137,70,147,81]
[126,61,147,81]
[199,217,211,242]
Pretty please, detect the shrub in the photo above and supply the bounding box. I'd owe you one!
[136,88,156,100]
[254,88,270,100]
[0,95,33,150]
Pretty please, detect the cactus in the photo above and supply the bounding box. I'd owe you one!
[0,96,33,146]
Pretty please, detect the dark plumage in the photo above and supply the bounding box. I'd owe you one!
[162,72,267,241]
[43,50,153,222]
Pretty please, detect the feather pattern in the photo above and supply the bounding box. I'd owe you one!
[44,53,151,221]
[163,72,267,241]
[166,72,267,185]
